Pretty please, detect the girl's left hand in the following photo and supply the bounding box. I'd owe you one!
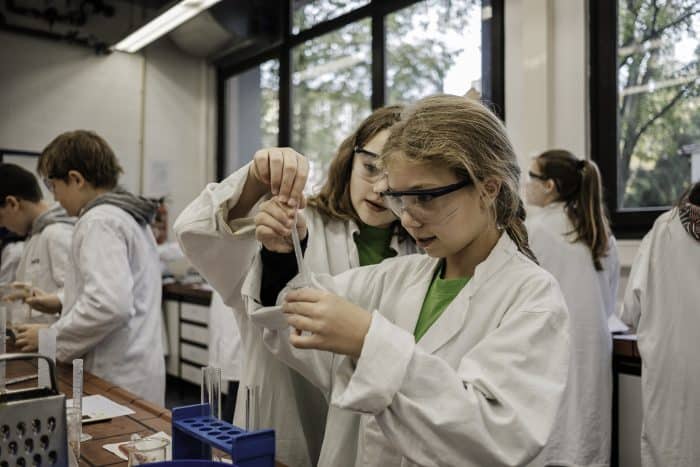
[282,288,372,359]
[14,323,48,352]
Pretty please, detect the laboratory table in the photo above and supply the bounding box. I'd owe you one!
[3,353,288,467]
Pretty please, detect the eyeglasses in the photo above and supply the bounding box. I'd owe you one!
[380,179,471,224]
[528,171,548,182]
[42,177,55,193]
[353,146,384,182]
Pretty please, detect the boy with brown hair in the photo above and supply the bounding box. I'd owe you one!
[15,130,165,405]
[0,163,74,324]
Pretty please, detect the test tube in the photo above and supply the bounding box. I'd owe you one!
[38,328,57,388]
[72,359,92,441]
[0,304,6,391]
[73,358,83,415]
[245,385,259,431]
[201,366,222,420]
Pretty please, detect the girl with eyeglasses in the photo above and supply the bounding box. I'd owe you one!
[243,95,570,467]
[524,150,619,467]
[174,106,418,467]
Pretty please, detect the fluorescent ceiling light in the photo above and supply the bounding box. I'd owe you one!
[113,0,223,53]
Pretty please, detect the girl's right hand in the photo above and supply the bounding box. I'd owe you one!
[255,197,308,253]
[250,148,310,207]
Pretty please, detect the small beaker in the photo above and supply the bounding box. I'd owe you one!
[126,437,169,466]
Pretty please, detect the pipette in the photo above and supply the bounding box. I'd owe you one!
[290,210,310,286]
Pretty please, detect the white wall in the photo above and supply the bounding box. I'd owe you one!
[505,0,587,169]
[0,31,216,235]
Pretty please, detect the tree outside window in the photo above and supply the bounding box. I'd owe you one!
[617,1,700,208]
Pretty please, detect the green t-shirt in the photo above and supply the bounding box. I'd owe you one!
[353,224,397,266]
[414,262,470,341]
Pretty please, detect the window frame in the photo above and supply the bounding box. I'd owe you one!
[589,0,678,239]
[215,0,505,181]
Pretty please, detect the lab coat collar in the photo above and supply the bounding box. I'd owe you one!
[542,201,566,212]
[417,233,518,354]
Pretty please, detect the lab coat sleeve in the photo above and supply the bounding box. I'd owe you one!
[45,224,72,292]
[174,162,263,308]
[619,231,652,331]
[52,220,134,362]
[331,277,570,467]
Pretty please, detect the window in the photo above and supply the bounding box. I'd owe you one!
[218,1,504,186]
[386,0,482,103]
[293,0,370,34]
[292,19,372,190]
[222,60,279,176]
[591,0,700,236]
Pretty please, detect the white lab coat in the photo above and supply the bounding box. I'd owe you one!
[52,204,165,405]
[0,241,23,285]
[525,202,614,467]
[619,208,700,467]
[243,234,570,467]
[14,206,74,324]
[208,290,243,383]
[174,162,417,467]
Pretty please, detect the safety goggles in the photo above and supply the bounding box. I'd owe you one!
[42,177,55,193]
[380,178,472,224]
[528,171,548,182]
[353,146,384,182]
[528,170,561,192]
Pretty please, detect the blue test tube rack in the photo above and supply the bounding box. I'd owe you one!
[171,403,275,467]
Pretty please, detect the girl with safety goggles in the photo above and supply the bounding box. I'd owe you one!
[247,94,571,467]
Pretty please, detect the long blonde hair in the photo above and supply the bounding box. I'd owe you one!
[381,94,537,262]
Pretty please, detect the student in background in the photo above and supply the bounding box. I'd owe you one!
[0,163,74,324]
[0,228,23,286]
[175,106,417,467]
[619,182,700,467]
[247,95,570,467]
[14,130,165,405]
[524,149,617,467]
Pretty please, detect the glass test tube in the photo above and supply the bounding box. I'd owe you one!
[38,327,57,388]
[201,366,222,420]
[72,359,91,441]
[245,385,260,431]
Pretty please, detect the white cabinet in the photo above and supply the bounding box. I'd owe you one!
[162,288,212,384]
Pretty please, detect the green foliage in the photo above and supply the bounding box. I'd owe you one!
[280,0,478,189]
[618,0,700,208]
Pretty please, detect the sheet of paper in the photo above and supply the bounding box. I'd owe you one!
[67,394,135,423]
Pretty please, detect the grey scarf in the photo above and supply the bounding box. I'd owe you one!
[30,204,75,236]
[81,187,158,226]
